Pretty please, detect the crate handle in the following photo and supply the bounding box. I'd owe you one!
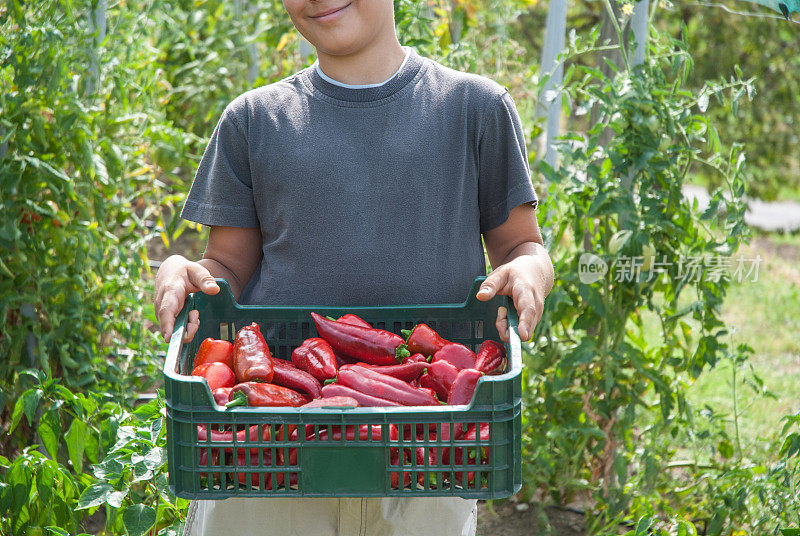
[504,295,523,377]
[164,293,193,376]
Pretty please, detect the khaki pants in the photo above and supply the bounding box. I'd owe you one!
[184,497,478,536]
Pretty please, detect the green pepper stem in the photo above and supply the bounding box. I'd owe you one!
[395,344,411,362]
[225,391,248,408]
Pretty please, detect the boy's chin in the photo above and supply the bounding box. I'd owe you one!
[309,35,374,57]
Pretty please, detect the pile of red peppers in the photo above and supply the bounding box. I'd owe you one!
[189,314,507,489]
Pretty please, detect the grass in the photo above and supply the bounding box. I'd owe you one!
[637,231,800,448]
[688,232,800,445]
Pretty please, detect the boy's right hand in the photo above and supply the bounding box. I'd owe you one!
[154,255,221,343]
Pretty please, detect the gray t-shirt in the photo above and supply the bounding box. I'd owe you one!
[181,48,538,306]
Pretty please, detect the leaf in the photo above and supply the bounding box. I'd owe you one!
[608,229,633,255]
[150,417,163,443]
[76,482,113,510]
[37,409,61,460]
[23,388,43,428]
[93,457,125,480]
[9,396,26,434]
[107,489,128,508]
[45,528,70,536]
[65,419,87,473]
[275,32,291,52]
[35,461,55,505]
[718,439,734,459]
[578,285,606,316]
[633,516,655,536]
[132,461,153,483]
[122,503,156,536]
[143,446,165,470]
[697,92,709,112]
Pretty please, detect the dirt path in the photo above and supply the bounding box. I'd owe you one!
[477,502,586,536]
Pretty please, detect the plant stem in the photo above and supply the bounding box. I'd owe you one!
[601,0,631,70]
[731,349,742,459]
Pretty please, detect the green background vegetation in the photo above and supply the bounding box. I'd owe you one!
[1,1,798,534]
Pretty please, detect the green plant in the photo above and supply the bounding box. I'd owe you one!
[523,5,762,531]
[0,372,184,535]
[76,396,187,536]
[0,0,163,398]
[0,449,92,536]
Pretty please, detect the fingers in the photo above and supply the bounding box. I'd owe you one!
[495,306,509,343]
[183,309,200,344]
[157,283,185,342]
[186,263,220,295]
[154,257,218,343]
[512,283,537,341]
[477,268,509,302]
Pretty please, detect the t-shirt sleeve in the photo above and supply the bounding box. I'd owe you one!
[180,107,259,228]
[477,90,539,234]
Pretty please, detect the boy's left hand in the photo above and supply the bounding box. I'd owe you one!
[479,203,554,343]
[475,254,548,343]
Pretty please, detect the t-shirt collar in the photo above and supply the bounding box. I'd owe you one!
[304,47,424,103]
[313,47,411,89]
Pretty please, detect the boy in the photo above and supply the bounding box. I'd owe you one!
[154,1,554,534]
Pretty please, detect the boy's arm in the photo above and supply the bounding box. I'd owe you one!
[154,226,262,342]
[478,204,554,342]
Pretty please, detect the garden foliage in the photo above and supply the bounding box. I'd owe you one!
[1,1,798,535]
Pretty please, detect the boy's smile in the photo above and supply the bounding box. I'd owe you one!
[309,2,352,22]
[283,0,401,66]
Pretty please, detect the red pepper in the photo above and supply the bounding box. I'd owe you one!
[418,360,460,402]
[228,382,307,407]
[462,422,490,442]
[320,384,402,407]
[343,361,428,383]
[337,367,439,406]
[402,323,449,357]
[419,386,438,401]
[448,369,484,406]
[302,396,359,408]
[291,337,338,381]
[403,353,429,365]
[193,338,234,370]
[414,445,444,487]
[388,425,413,489]
[431,343,477,370]
[313,424,384,442]
[191,362,236,391]
[475,340,506,374]
[311,312,409,365]
[197,424,271,445]
[233,323,274,383]
[453,422,490,486]
[334,351,358,368]
[198,447,222,482]
[336,314,372,329]
[212,387,233,406]
[271,358,323,399]
[197,424,273,464]
[232,448,284,489]
[417,422,470,442]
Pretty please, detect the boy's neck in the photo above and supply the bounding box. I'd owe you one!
[316,34,407,86]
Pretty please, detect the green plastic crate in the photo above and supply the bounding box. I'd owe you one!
[164,276,522,499]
